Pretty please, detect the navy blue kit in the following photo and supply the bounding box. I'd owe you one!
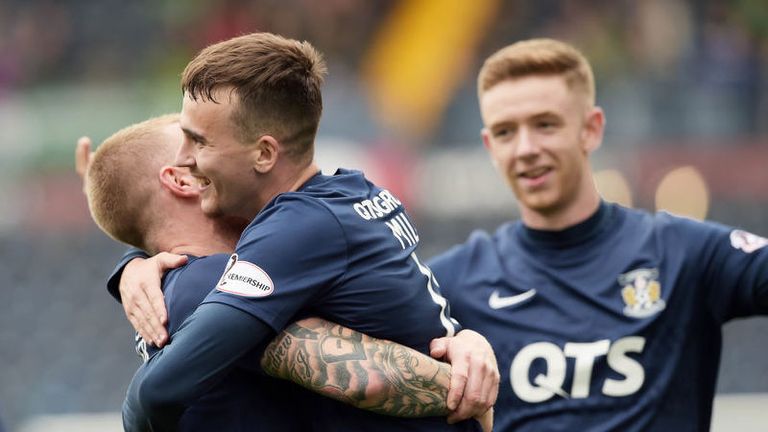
[120,169,479,431]
[429,202,768,431]
[124,253,308,431]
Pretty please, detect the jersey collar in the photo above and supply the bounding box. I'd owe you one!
[516,201,615,250]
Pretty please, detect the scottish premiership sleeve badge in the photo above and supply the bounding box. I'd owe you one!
[215,253,275,297]
[729,229,768,253]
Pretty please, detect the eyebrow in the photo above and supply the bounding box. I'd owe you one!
[182,127,207,144]
[530,111,560,120]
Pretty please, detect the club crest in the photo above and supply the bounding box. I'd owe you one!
[619,268,666,318]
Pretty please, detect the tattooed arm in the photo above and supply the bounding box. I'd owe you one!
[261,317,453,418]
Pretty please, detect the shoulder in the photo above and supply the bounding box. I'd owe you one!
[242,194,342,240]
[174,254,232,283]
[163,254,233,333]
[440,228,500,260]
[429,222,514,279]
[164,254,231,298]
[611,204,720,237]
[652,210,732,240]
[615,206,739,256]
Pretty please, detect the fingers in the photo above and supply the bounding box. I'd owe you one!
[448,352,498,423]
[150,253,186,330]
[155,252,188,271]
[447,354,480,422]
[475,407,494,432]
[122,285,165,346]
[443,330,500,423]
[485,358,500,408]
[120,256,179,347]
[429,337,449,359]
[446,348,468,413]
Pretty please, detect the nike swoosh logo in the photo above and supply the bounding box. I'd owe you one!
[488,289,537,310]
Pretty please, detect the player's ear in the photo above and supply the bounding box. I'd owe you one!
[481,128,492,151]
[480,128,500,169]
[581,106,605,154]
[158,166,201,198]
[252,135,279,174]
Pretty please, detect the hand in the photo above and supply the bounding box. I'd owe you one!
[75,136,94,193]
[476,407,493,432]
[120,253,187,347]
[430,329,499,424]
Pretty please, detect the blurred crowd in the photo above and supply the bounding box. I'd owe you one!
[1,0,766,146]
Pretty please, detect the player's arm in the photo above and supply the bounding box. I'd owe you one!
[262,317,496,425]
[123,302,272,432]
[263,317,449,417]
[695,221,768,320]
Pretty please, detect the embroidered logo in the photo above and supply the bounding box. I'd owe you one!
[730,229,768,253]
[216,253,274,297]
[488,289,537,310]
[619,268,666,318]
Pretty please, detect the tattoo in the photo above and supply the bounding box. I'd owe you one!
[261,318,450,417]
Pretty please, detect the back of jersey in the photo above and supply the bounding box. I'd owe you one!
[204,169,477,431]
[161,255,308,432]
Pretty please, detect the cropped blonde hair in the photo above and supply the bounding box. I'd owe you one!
[478,38,595,106]
[85,114,179,250]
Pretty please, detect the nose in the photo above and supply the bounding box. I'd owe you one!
[175,138,195,167]
[514,127,540,160]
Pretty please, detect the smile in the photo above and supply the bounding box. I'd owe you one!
[518,167,552,179]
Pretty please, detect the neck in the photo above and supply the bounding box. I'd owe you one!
[287,161,320,191]
[246,160,320,220]
[521,173,601,231]
[149,211,240,257]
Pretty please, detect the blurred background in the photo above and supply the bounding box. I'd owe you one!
[0,0,766,430]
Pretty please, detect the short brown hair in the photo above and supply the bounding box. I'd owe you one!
[86,114,180,250]
[478,38,595,106]
[182,32,327,161]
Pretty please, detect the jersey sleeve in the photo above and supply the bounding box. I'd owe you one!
[202,197,348,332]
[107,247,149,302]
[427,245,466,301]
[122,302,274,431]
[689,220,768,321]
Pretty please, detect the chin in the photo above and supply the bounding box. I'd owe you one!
[519,192,562,214]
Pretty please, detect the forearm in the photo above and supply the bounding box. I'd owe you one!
[126,303,273,431]
[261,317,451,417]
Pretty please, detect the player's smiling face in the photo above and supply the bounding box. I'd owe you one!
[480,75,603,220]
[176,89,261,220]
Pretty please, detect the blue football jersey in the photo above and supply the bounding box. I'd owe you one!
[144,254,308,432]
[203,169,477,432]
[429,202,768,431]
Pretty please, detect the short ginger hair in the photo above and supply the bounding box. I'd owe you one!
[181,32,327,162]
[85,114,180,250]
[478,38,596,107]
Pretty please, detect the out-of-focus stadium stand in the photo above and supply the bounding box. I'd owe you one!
[1,0,766,430]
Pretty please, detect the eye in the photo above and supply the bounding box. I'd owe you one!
[492,125,515,140]
[536,118,560,131]
[188,136,205,148]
